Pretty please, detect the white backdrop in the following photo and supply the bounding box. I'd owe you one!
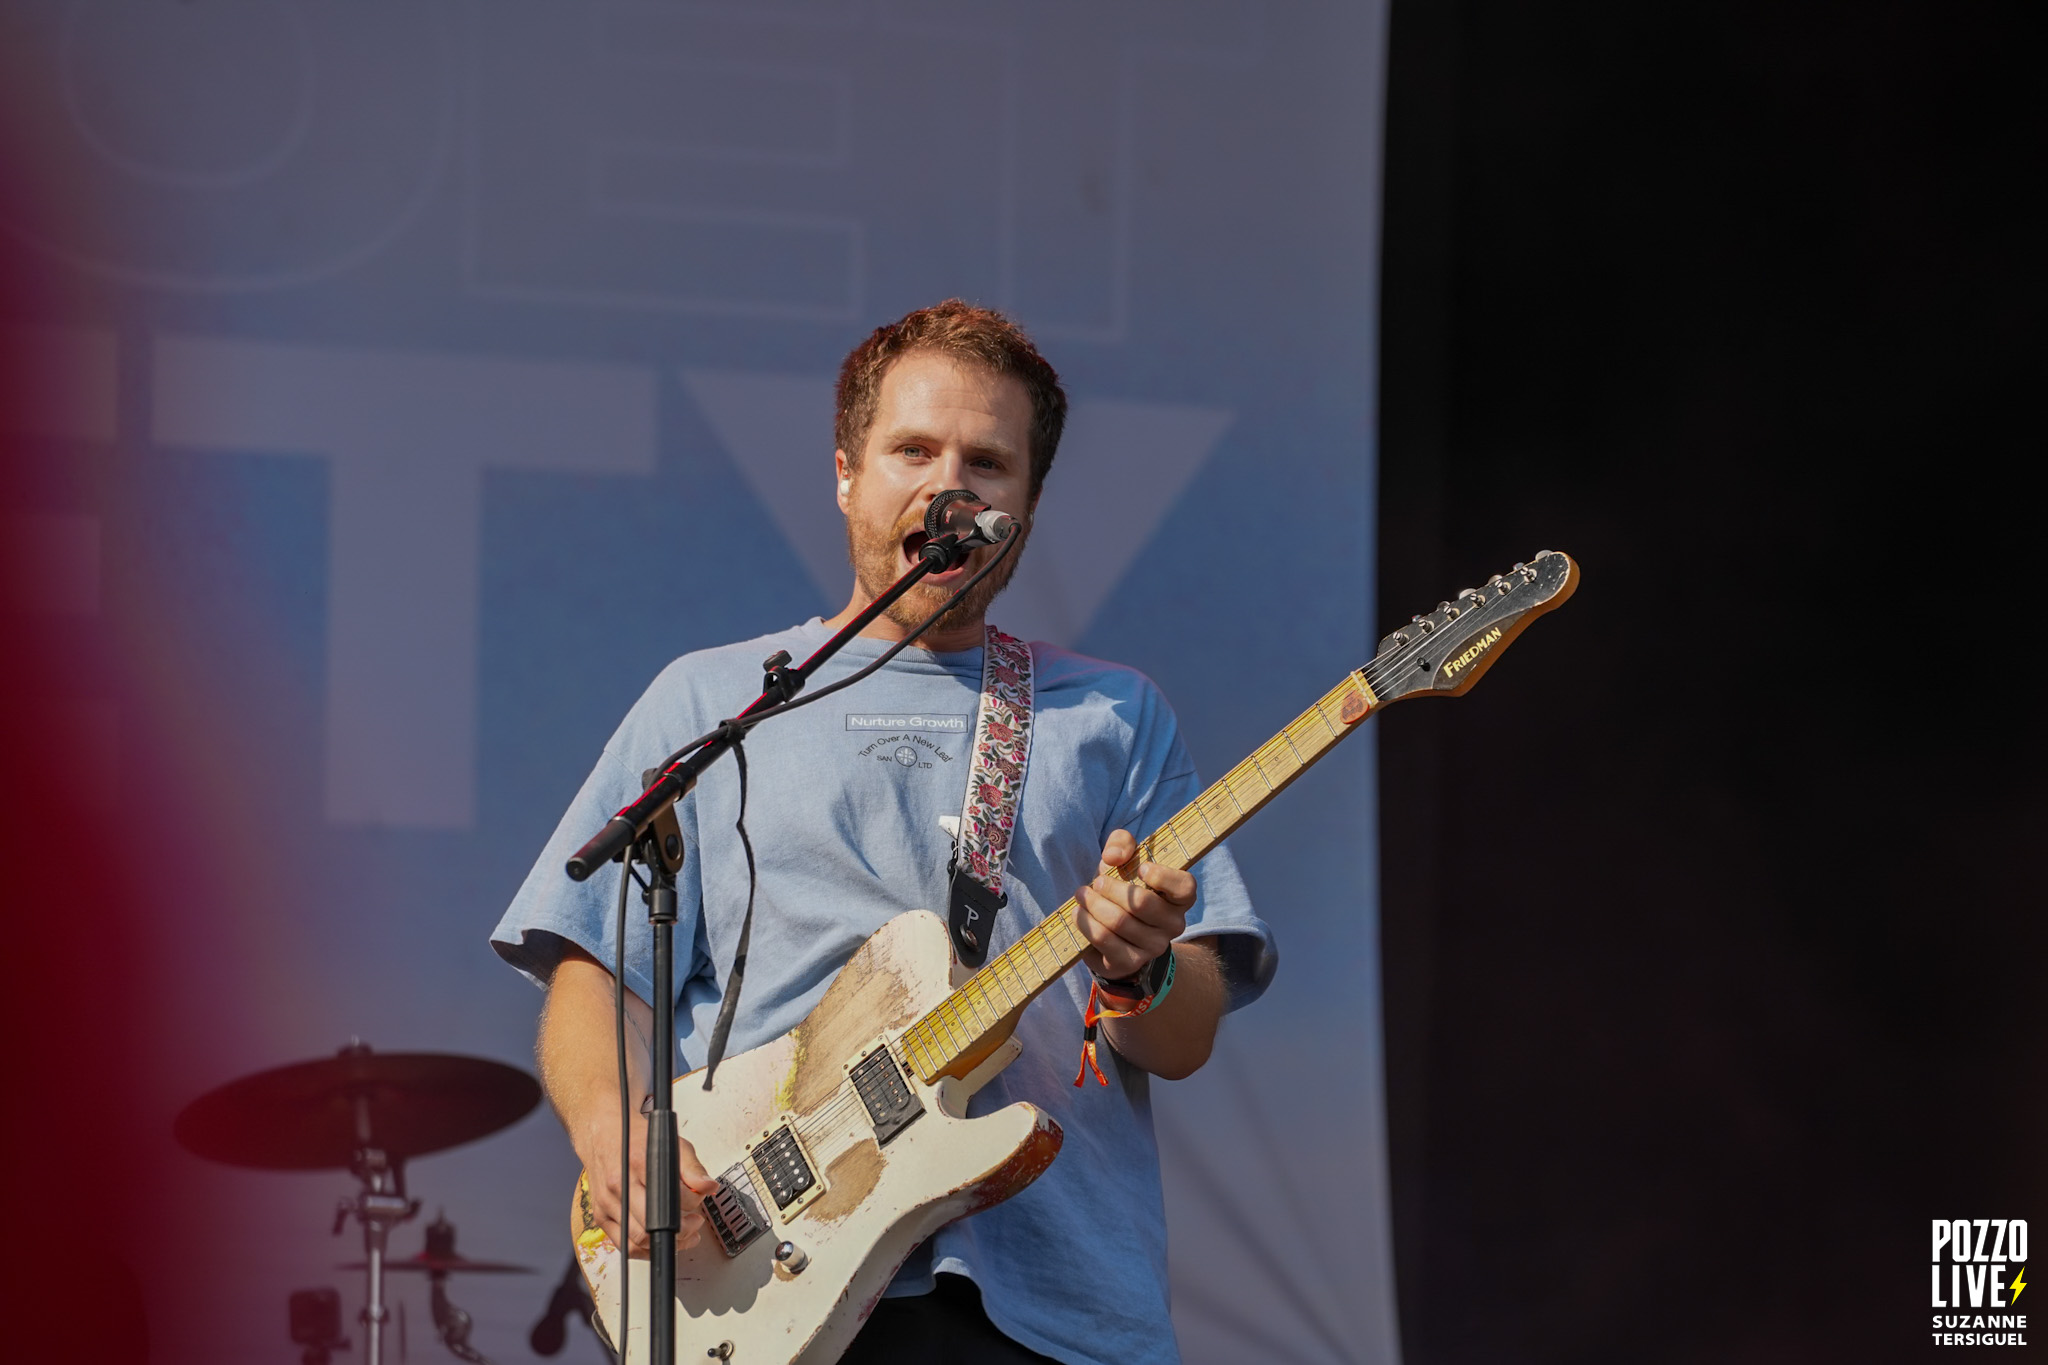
[1,3,1394,1361]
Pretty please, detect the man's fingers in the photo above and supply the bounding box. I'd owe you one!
[594,1141,718,1258]
[1085,870,1190,935]
[1075,885,1174,978]
[679,1139,721,1196]
[1135,860,1196,908]
[1097,828,1139,876]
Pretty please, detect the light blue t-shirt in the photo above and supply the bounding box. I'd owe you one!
[491,620,1276,1365]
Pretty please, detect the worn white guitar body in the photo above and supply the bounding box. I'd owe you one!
[571,910,1061,1365]
[571,551,1581,1365]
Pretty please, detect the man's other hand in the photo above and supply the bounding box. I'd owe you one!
[1075,828,1196,981]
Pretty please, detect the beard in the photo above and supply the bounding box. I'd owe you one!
[844,503,1030,644]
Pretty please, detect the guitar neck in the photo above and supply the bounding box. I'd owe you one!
[899,669,1381,1083]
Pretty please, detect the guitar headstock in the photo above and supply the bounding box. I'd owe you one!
[1367,550,1580,703]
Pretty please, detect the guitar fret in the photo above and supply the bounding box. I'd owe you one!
[1278,727,1310,765]
[993,953,1029,1012]
[1014,940,1046,991]
[964,987,995,1031]
[978,959,1011,1016]
[951,997,981,1040]
[1038,919,1075,969]
[1018,932,1052,978]
[981,971,1012,1019]
[1044,919,1080,965]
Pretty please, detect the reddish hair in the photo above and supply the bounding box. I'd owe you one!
[834,299,1067,500]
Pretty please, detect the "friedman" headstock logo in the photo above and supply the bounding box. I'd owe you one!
[1439,625,1504,682]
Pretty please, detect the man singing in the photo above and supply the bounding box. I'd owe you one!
[492,300,1275,1364]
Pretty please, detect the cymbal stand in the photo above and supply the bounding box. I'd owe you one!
[333,1139,419,1365]
[421,1212,493,1365]
[430,1269,491,1365]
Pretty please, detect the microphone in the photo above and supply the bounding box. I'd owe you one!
[922,491,1018,563]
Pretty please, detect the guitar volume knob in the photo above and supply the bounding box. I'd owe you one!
[775,1240,809,1275]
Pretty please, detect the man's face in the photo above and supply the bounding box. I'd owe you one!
[835,349,1035,640]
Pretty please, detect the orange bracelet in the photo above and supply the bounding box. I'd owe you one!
[1073,950,1177,1086]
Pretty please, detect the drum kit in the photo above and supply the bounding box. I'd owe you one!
[175,1039,595,1364]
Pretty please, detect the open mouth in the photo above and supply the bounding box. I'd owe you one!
[902,527,972,572]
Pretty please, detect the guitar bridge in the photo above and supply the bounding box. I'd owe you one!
[850,1046,923,1145]
[701,1176,766,1258]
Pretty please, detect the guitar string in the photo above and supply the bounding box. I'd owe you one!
[688,565,1557,1213]
[896,651,1386,1072]
[885,570,1535,1076]
[892,690,1350,1076]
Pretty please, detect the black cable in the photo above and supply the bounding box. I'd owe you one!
[700,725,757,1088]
[612,851,632,1365]
[680,531,1019,1091]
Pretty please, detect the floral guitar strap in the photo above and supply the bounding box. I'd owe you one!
[945,624,1035,968]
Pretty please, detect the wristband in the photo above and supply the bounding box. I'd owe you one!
[1092,947,1176,1010]
[1074,948,1178,1087]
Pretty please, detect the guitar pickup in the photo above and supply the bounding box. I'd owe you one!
[751,1124,818,1212]
[701,1177,766,1258]
[850,1047,923,1146]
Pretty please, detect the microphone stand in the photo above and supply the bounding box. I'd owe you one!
[563,527,987,1365]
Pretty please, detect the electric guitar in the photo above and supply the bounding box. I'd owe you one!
[571,550,1581,1364]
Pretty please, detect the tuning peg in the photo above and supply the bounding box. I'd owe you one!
[1410,614,1435,633]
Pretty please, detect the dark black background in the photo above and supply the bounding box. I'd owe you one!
[1377,4,2041,1361]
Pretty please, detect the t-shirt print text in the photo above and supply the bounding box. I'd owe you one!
[846,714,967,773]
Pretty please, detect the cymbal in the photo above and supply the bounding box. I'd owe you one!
[340,1254,533,1275]
[174,1043,541,1170]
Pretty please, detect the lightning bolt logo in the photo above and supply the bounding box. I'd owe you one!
[2012,1266,2028,1305]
